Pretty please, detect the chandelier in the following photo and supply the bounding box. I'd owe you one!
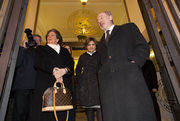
[67,1,100,41]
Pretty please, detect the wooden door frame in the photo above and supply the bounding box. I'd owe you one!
[0,0,29,121]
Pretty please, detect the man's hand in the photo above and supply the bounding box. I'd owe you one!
[152,88,158,93]
[130,60,136,64]
[21,40,28,48]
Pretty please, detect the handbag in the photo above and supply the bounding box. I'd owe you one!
[42,81,73,121]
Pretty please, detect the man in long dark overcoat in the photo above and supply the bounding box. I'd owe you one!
[97,11,157,121]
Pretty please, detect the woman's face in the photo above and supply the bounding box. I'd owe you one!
[87,41,96,53]
[47,32,59,44]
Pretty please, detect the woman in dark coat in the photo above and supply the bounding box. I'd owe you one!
[28,29,74,121]
[76,37,102,121]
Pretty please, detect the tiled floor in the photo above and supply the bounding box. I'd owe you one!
[76,111,87,121]
[76,110,98,121]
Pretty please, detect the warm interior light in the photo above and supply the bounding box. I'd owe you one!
[150,49,155,59]
[67,9,101,40]
[82,28,86,34]
[80,0,88,5]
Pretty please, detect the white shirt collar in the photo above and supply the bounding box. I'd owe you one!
[105,24,115,34]
[47,44,60,54]
[87,50,96,56]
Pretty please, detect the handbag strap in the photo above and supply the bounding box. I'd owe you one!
[54,81,66,94]
[53,81,69,121]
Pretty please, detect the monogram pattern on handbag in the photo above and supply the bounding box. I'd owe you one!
[42,82,73,112]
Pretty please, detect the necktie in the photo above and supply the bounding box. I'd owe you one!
[106,30,110,44]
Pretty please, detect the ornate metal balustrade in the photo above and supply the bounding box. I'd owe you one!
[138,0,180,121]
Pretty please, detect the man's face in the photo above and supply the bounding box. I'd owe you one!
[97,12,113,31]
[33,36,41,46]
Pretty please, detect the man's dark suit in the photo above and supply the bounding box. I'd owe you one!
[12,47,36,121]
[97,23,157,121]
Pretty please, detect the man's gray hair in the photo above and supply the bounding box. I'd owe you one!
[104,11,112,16]
[103,10,114,24]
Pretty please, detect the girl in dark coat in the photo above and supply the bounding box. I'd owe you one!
[28,29,74,121]
[76,37,102,121]
[64,44,76,121]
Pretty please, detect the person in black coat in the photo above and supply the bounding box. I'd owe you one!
[28,29,74,121]
[142,59,161,121]
[64,44,76,121]
[12,34,41,121]
[97,11,157,121]
[76,37,102,121]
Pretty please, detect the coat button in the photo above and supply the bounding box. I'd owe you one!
[108,56,112,59]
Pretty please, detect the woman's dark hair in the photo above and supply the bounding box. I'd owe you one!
[46,29,63,45]
[84,37,97,47]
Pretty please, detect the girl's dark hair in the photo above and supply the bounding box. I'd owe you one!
[84,37,97,47]
[46,29,63,45]
[63,44,72,55]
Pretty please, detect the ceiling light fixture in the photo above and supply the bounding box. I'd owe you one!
[67,9,101,41]
[80,0,88,5]
[68,0,102,42]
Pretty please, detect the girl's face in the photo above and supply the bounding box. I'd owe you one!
[47,32,59,44]
[87,41,96,53]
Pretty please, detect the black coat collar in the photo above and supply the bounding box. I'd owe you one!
[100,25,119,46]
[45,44,59,55]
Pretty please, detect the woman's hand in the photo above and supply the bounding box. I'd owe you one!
[57,77,63,83]
[53,67,67,79]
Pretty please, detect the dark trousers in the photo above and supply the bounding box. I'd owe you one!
[69,89,76,121]
[69,80,77,121]
[86,108,102,121]
[151,93,161,121]
[12,89,33,121]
